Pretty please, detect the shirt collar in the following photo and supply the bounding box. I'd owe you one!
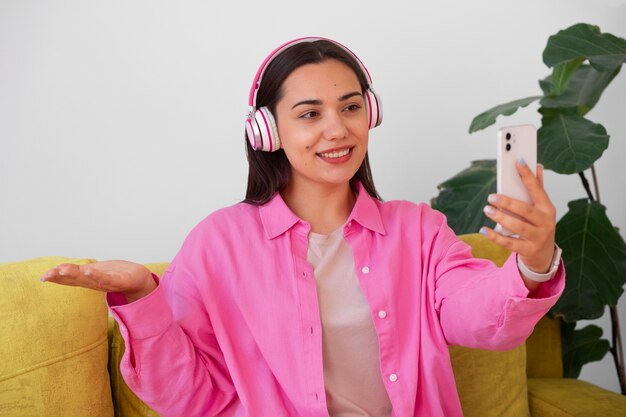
[258,182,386,239]
[347,182,386,236]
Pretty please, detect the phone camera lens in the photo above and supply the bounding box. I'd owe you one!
[506,144,511,151]
[506,133,511,140]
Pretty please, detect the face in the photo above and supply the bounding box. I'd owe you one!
[274,59,369,194]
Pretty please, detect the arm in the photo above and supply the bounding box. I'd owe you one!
[40,232,237,416]
[434,233,564,350]
[108,260,236,416]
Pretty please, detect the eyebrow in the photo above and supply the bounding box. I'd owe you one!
[291,91,363,110]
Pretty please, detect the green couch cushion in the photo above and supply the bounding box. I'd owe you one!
[0,257,113,417]
[526,316,563,378]
[450,343,530,417]
[528,378,626,416]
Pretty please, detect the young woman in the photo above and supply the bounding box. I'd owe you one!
[41,38,564,417]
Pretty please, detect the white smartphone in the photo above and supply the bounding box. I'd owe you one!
[495,124,537,237]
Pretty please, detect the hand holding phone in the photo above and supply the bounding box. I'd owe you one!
[480,124,558,285]
[495,124,537,236]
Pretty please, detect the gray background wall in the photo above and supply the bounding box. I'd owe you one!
[2,0,625,393]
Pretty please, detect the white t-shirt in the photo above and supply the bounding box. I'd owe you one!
[308,227,393,417]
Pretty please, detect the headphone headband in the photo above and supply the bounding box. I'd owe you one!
[248,36,374,109]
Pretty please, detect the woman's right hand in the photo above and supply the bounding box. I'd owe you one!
[40,260,157,303]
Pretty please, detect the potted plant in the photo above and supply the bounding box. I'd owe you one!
[431,23,626,392]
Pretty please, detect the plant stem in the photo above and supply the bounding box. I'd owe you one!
[590,164,626,395]
[578,171,595,202]
[610,306,626,394]
[591,165,601,202]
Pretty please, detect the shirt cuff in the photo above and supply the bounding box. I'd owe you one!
[107,276,173,340]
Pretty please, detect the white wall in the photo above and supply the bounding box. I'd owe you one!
[2,0,625,393]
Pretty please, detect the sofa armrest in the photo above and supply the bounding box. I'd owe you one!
[526,316,563,378]
[528,378,626,417]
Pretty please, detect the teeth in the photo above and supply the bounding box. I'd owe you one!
[319,148,351,159]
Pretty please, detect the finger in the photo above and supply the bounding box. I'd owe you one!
[40,267,57,281]
[486,194,548,229]
[488,190,556,229]
[41,263,105,291]
[81,266,118,291]
[516,160,551,207]
[58,263,83,278]
[41,272,91,288]
[483,204,540,240]
[537,164,544,189]
[40,263,82,281]
[479,226,530,253]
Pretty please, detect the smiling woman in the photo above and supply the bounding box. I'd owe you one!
[40,37,565,417]
[243,38,382,207]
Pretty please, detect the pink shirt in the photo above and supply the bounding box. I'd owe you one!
[108,183,564,417]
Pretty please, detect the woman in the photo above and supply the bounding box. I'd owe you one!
[41,38,564,416]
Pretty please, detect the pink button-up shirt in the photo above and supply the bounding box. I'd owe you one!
[108,183,564,417]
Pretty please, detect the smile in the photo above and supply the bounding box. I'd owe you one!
[317,147,352,159]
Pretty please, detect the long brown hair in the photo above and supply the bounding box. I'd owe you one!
[244,40,381,205]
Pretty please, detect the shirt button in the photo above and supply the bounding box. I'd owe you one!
[361,266,370,274]
[389,373,398,382]
[378,310,387,319]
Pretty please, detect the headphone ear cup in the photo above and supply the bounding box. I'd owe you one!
[245,114,262,150]
[254,107,281,152]
[365,88,383,129]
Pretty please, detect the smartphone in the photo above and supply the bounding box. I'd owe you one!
[495,124,537,237]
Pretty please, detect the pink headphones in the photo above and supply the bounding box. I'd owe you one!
[245,37,383,152]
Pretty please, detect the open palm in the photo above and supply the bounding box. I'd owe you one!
[41,260,157,303]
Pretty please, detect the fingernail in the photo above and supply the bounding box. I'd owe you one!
[483,205,494,215]
[84,269,92,277]
[538,163,544,169]
[58,270,65,276]
[488,194,499,204]
[40,276,47,282]
[479,227,488,235]
[519,158,526,166]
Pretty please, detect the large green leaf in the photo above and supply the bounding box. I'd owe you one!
[543,23,626,72]
[551,199,626,322]
[551,57,585,94]
[469,96,541,133]
[561,321,610,378]
[537,108,609,174]
[431,160,496,234]
[540,64,622,115]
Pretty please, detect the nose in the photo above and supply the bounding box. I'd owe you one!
[322,111,348,141]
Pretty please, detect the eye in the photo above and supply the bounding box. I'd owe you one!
[344,103,362,112]
[299,111,320,119]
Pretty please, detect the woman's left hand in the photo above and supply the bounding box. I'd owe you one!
[480,160,557,287]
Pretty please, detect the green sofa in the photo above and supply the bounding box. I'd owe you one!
[1,234,625,416]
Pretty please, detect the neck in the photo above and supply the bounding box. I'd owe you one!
[282,181,356,234]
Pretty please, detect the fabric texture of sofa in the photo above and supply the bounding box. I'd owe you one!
[2,234,626,416]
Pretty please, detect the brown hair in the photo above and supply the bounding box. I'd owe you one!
[244,39,381,205]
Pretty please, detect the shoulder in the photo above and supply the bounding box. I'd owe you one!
[377,198,448,228]
[185,202,262,242]
[376,198,458,247]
